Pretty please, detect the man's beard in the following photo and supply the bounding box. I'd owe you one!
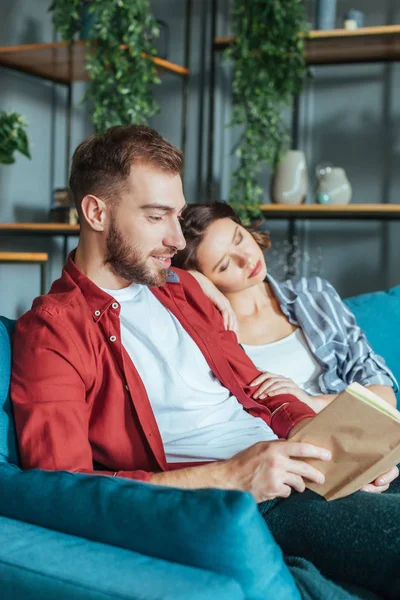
[104,220,170,287]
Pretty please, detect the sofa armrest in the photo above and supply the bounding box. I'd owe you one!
[0,463,300,600]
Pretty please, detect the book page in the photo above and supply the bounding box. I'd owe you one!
[348,382,400,421]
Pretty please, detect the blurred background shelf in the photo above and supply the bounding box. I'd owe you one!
[0,40,189,85]
[259,204,400,220]
[214,25,400,65]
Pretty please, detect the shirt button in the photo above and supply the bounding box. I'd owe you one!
[112,302,119,309]
[110,335,117,342]
[94,310,101,317]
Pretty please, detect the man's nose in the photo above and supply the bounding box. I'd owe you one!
[165,219,186,251]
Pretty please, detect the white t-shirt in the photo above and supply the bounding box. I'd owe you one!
[101,283,277,463]
[242,328,323,396]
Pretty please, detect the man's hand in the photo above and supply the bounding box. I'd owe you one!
[151,439,331,503]
[360,465,399,494]
[188,270,238,336]
[221,440,331,502]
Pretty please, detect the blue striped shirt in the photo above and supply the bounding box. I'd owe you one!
[266,274,398,395]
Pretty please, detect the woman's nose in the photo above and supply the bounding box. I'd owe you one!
[236,251,252,268]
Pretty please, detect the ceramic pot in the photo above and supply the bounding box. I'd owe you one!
[316,0,337,30]
[271,150,308,205]
[316,167,352,205]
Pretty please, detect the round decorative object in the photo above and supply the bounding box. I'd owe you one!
[316,167,352,205]
[316,192,331,205]
[271,150,308,205]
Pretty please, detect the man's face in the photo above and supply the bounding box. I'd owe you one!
[104,164,186,287]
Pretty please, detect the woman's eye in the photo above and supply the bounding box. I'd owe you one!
[219,261,229,273]
[148,216,163,223]
[235,232,243,245]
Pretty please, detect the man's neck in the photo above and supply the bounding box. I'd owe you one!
[74,239,132,291]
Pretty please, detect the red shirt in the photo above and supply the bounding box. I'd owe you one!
[11,255,315,481]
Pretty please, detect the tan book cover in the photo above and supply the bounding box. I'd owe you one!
[289,382,400,501]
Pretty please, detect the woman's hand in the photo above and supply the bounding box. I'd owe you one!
[189,270,238,337]
[360,465,399,494]
[249,372,334,413]
[250,372,311,403]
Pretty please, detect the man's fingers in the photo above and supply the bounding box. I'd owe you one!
[284,472,306,493]
[286,458,326,485]
[285,442,331,462]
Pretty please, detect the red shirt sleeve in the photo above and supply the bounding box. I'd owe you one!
[11,309,153,482]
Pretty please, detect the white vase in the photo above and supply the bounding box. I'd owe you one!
[317,167,352,205]
[271,151,308,205]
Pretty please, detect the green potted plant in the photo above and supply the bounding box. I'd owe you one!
[0,111,31,165]
[226,0,309,222]
[48,0,161,133]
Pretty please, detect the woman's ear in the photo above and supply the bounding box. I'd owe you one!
[80,194,107,232]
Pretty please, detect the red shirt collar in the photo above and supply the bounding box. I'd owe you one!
[62,251,180,323]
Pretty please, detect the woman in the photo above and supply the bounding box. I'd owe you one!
[173,202,398,422]
[171,203,400,597]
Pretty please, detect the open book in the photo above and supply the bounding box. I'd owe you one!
[289,382,400,501]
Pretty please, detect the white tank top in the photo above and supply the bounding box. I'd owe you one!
[242,328,323,396]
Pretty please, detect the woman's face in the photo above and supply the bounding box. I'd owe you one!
[196,218,267,294]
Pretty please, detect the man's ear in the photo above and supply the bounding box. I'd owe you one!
[80,195,107,232]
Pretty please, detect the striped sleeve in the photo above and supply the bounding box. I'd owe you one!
[322,281,398,391]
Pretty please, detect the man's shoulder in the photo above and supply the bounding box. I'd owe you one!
[16,276,85,333]
[164,268,219,319]
[166,268,204,296]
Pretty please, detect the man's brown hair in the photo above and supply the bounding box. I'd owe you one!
[69,124,183,212]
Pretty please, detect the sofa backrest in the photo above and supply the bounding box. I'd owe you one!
[344,285,400,405]
[0,317,18,465]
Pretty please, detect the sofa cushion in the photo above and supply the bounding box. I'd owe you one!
[344,285,400,404]
[0,317,18,465]
[0,463,300,600]
[0,515,244,600]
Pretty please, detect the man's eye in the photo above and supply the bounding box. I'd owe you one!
[219,261,229,273]
[148,216,163,223]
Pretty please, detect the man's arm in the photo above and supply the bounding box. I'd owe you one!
[11,310,152,482]
[150,437,330,502]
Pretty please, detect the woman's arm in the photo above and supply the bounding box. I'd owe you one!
[322,280,399,394]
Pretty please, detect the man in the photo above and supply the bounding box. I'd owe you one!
[11,125,400,598]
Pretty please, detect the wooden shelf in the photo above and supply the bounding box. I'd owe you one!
[259,203,400,220]
[0,40,189,84]
[0,223,80,235]
[0,252,48,262]
[215,25,400,65]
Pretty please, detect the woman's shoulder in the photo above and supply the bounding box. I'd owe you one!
[282,275,337,296]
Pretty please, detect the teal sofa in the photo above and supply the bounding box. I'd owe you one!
[1,284,399,600]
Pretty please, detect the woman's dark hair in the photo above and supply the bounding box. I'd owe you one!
[172,202,271,271]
